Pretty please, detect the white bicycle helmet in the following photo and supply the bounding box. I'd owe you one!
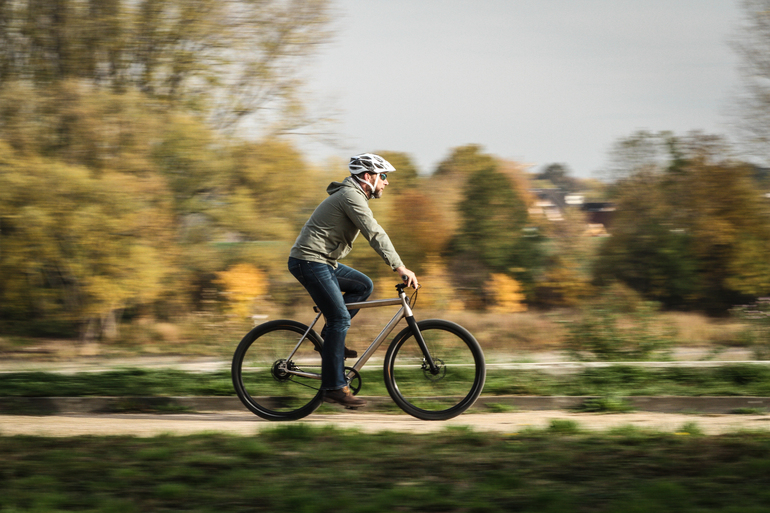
[348,153,396,175]
[348,153,394,199]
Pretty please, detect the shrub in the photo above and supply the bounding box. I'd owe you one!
[731,298,770,360]
[565,297,676,361]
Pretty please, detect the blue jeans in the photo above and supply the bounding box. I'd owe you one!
[287,257,374,390]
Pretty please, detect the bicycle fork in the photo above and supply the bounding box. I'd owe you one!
[401,296,440,375]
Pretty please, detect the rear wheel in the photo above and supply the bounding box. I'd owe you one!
[383,319,485,420]
[232,320,324,421]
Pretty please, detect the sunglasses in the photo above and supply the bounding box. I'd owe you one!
[377,173,389,181]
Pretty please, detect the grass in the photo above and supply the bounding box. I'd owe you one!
[486,364,770,397]
[732,407,768,415]
[484,402,518,413]
[3,364,770,399]
[574,396,636,413]
[3,427,770,512]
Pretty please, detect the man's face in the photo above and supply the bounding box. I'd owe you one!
[369,172,389,199]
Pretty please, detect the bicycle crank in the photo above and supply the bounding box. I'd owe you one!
[344,367,362,395]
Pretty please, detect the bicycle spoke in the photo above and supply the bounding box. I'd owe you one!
[232,321,323,421]
[384,320,485,420]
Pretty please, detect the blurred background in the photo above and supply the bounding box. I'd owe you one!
[0,0,768,360]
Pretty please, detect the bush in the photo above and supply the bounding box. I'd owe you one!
[565,291,675,361]
[731,298,770,360]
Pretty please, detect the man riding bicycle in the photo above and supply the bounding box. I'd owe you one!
[288,153,419,409]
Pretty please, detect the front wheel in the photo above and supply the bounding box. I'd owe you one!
[383,319,486,421]
[232,320,324,421]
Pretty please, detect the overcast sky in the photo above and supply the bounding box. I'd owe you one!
[301,0,744,178]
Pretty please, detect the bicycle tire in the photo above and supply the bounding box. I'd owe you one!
[383,319,486,421]
[232,320,324,421]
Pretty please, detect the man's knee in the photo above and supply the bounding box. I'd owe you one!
[362,276,374,298]
[325,310,351,333]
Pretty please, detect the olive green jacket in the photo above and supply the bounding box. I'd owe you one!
[290,177,404,270]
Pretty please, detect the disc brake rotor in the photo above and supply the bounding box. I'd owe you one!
[423,358,446,381]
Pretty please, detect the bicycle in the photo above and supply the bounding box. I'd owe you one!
[232,283,486,421]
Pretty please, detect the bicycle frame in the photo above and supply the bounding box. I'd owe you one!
[284,286,438,381]
[232,282,485,421]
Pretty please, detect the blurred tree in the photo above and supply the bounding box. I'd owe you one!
[536,163,581,193]
[433,144,497,177]
[0,0,339,337]
[226,138,317,241]
[534,205,596,307]
[0,80,166,173]
[727,234,770,296]
[416,256,463,310]
[151,114,233,227]
[601,130,672,181]
[485,274,527,313]
[730,0,770,164]
[0,142,175,339]
[596,132,770,312]
[594,170,700,309]
[452,162,543,300]
[386,189,449,273]
[455,164,526,269]
[0,0,333,136]
[427,145,497,238]
[0,79,315,331]
[214,263,268,318]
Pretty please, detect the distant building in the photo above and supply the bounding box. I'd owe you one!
[529,188,567,221]
[581,202,616,230]
[565,194,584,205]
[529,188,616,235]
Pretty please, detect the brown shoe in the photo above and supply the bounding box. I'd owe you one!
[323,386,366,409]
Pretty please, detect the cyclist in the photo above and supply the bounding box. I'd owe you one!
[288,153,419,408]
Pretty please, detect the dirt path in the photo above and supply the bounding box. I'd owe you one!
[3,410,770,437]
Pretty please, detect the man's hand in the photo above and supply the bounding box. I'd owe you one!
[395,266,419,289]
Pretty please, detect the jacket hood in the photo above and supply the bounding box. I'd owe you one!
[326,176,368,199]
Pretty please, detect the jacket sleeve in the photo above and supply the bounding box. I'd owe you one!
[342,193,404,271]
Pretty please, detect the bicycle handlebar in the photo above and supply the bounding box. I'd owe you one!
[395,282,420,293]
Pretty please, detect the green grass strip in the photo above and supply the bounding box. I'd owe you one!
[3,364,770,397]
[2,428,770,512]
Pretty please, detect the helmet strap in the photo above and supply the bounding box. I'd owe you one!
[355,173,379,198]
